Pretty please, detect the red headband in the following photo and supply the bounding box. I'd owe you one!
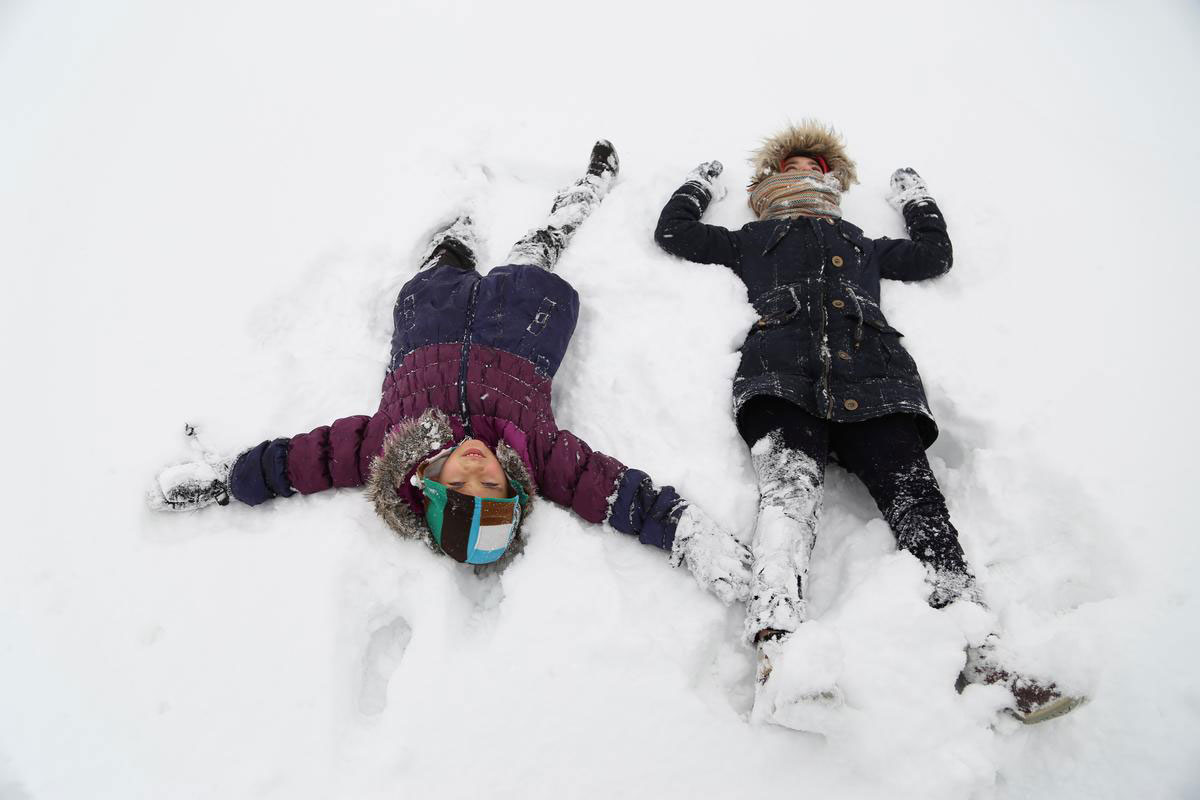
[781,154,829,174]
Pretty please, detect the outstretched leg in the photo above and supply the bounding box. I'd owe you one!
[506,139,619,270]
[738,396,829,645]
[831,414,978,607]
[739,397,845,733]
[833,415,1085,724]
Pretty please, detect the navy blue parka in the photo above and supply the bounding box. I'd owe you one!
[655,181,952,447]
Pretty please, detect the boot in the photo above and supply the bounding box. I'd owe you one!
[586,138,619,179]
[959,634,1086,724]
[751,626,845,736]
[418,214,481,270]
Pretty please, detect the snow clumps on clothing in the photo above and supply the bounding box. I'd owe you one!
[745,431,824,642]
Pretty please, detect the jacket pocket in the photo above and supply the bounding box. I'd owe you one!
[862,317,916,375]
[862,317,903,337]
[399,292,417,330]
[525,297,557,336]
[751,285,803,331]
[515,296,560,377]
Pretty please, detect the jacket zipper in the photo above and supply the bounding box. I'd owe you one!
[457,279,481,437]
[813,218,834,418]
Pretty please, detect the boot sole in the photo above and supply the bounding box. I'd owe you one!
[1013,694,1087,725]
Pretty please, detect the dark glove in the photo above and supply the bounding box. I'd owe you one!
[682,160,727,202]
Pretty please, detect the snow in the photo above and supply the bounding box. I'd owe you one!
[745,431,822,639]
[2,1,1199,798]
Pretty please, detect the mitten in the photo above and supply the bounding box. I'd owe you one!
[670,504,752,604]
[682,160,727,202]
[886,167,935,210]
[147,425,235,511]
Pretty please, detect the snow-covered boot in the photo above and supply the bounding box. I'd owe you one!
[418,214,481,270]
[752,626,846,736]
[507,139,619,270]
[744,430,824,644]
[585,138,619,180]
[960,634,1086,724]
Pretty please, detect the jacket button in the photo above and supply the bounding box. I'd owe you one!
[831,256,844,267]
[843,398,859,411]
[837,350,850,360]
[831,299,845,309]
[825,218,835,225]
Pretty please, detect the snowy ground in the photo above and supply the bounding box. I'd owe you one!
[3,1,1200,798]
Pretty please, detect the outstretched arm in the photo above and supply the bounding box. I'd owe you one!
[528,422,751,604]
[875,168,954,281]
[229,411,391,504]
[654,161,743,272]
[151,411,391,511]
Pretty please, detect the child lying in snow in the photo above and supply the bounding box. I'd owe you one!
[149,140,752,603]
[655,121,1084,726]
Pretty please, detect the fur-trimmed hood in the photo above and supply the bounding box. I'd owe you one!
[364,408,537,568]
[748,120,858,193]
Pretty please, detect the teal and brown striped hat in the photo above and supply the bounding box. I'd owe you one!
[419,451,530,565]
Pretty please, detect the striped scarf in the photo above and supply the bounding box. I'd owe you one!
[748,171,843,221]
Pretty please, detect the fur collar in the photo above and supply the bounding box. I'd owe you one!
[748,120,858,194]
[364,407,537,570]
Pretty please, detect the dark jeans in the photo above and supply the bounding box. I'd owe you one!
[739,395,971,604]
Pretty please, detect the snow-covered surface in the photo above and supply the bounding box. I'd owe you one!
[3,2,1199,798]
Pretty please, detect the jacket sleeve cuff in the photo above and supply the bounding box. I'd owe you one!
[229,438,294,506]
[607,469,686,551]
[677,181,713,211]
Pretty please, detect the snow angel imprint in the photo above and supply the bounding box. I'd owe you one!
[150,141,752,604]
[655,120,1084,727]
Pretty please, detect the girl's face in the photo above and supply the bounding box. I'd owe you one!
[438,439,511,499]
[781,155,824,174]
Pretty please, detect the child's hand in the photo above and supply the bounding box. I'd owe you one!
[147,424,235,511]
[670,504,752,604]
[148,458,234,511]
[886,167,934,210]
[682,160,727,202]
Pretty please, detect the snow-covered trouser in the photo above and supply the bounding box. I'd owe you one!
[744,430,824,641]
[505,170,615,270]
[738,396,975,639]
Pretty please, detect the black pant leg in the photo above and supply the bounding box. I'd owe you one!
[738,395,829,465]
[831,414,974,606]
[423,244,472,271]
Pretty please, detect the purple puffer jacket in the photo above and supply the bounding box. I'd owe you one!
[229,264,685,550]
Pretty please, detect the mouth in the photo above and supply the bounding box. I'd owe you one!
[461,447,487,459]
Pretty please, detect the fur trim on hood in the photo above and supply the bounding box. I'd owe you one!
[364,407,537,570]
[748,120,858,193]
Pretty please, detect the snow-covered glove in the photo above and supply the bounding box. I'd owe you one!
[886,167,935,210]
[669,504,752,604]
[682,160,727,203]
[147,424,236,511]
